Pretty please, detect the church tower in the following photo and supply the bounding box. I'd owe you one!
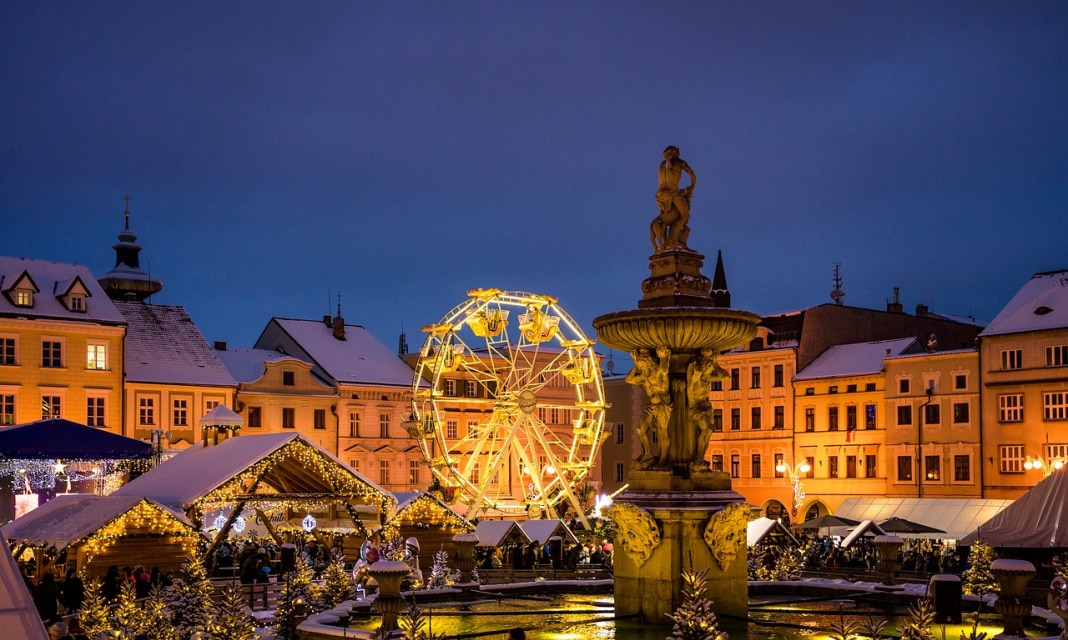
[710,249,731,308]
[97,196,163,301]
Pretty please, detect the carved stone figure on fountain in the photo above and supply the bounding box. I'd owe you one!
[650,145,696,253]
[688,347,728,471]
[626,347,672,467]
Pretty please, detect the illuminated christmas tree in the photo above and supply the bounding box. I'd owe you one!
[274,560,322,640]
[665,569,727,640]
[111,580,146,637]
[166,554,215,639]
[321,556,355,608]
[210,585,257,640]
[962,539,998,597]
[77,576,111,636]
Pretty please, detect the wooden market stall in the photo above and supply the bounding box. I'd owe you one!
[384,491,475,574]
[111,432,394,566]
[1,494,202,578]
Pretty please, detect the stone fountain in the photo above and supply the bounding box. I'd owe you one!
[594,145,760,623]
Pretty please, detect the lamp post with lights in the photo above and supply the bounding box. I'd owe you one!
[1025,456,1065,478]
[775,460,811,519]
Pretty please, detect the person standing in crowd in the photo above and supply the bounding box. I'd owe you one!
[61,569,84,614]
[33,572,62,624]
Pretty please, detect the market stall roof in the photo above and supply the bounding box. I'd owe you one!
[198,404,244,428]
[840,520,887,548]
[519,519,579,546]
[960,467,1068,547]
[389,491,474,530]
[1,494,197,548]
[835,497,1013,541]
[0,530,48,640]
[474,520,531,548]
[112,432,393,516]
[0,418,152,460]
[748,517,800,548]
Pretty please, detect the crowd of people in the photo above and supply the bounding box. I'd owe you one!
[474,539,614,571]
[794,534,967,575]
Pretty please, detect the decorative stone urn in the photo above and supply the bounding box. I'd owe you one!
[452,532,481,583]
[368,560,410,631]
[873,535,905,586]
[991,558,1035,637]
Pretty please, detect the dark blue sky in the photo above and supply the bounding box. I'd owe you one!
[3,2,1066,357]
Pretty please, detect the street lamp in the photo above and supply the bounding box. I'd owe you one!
[1025,456,1065,477]
[775,460,811,518]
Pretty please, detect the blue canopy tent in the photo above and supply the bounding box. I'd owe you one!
[0,419,151,460]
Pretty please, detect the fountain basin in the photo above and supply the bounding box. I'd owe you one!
[593,307,760,354]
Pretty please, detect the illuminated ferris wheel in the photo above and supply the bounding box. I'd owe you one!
[407,289,607,528]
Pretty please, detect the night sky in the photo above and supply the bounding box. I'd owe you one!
[2,3,1066,359]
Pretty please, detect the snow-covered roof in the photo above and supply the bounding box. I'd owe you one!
[960,466,1068,547]
[474,520,531,547]
[0,494,194,548]
[0,256,125,324]
[747,517,800,548]
[793,337,918,381]
[835,497,1013,541]
[519,519,579,545]
[198,404,244,427]
[214,346,308,384]
[259,318,415,387]
[980,269,1068,337]
[0,530,48,640]
[388,491,473,530]
[115,300,237,387]
[112,432,391,510]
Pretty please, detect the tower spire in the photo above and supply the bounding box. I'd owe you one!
[710,249,731,307]
[97,196,163,301]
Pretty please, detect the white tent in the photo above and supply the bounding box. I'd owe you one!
[840,520,886,549]
[960,467,1068,547]
[474,521,531,548]
[520,519,580,546]
[747,517,799,548]
[0,530,49,640]
[835,497,1012,541]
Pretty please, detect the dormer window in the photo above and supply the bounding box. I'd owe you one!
[57,276,91,313]
[69,294,85,311]
[4,271,40,308]
[15,288,33,307]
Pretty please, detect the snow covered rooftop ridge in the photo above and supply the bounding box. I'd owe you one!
[980,269,1068,337]
[269,318,415,387]
[115,300,237,387]
[884,347,977,360]
[794,337,918,380]
[214,346,309,384]
[0,255,125,324]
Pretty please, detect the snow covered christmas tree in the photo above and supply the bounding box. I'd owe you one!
[210,585,257,640]
[664,568,728,640]
[427,548,452,589]
[962,539,999,597]
[166,553,216,639]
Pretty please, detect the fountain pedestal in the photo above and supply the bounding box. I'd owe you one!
[594,252,760,624]
[991,558,1035,637]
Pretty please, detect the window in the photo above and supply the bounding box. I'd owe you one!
[750,407,761,430]
[1045,392,1068,421]
[954,455,970,482]
[379,460,390,485]
[471,463,480,485]
[282,408,296,428]
[314,409,326,429]
[248,406,262,428]
[897,456,913,482]
[710,380,722,391]
[846,384,857,393]
[730,369,740,390]
[409,460,420,485]
[865,404,877,429]
[0,394,14,425]
[751,367,761,389]
[465,380,478,398]
[1001,349,1023,370]
[865,455,876,478]
[805,387,814,396]
[42,395,61,419]
[751,454,761,478]
[445,379,456,396]
[999,394,1023,422]
[924,455,941,481]
[282,371,295,385]
[954,374,967,390]
[712,409,723,432]
[86,397,105,427]
[446,420,458,439]
[805,408,815,432]
[349,412,360,437]
[773,364,784,388]
[139,397,155,426]
[350,459,359,473]
[773,453,785,477]
[846,455,857,478]
[615,462,625,483]
[42,340,62,368]
[82,343,106,370]
[953,402,970,423]
[924,404,941,425]
[773,406,784,429]
[897,405,913,426]
[730,454,740,478]
[865,383,876,392]
[0,337,14,365]
[727,408,739,431]
[68,294,84,311]
[173,399,188,426]
[614,423,625,445]
[999,444,1024,473]
[828,406,839,431]
[846,406,857,430]
[711,455,724,472]
[899,379,910,394]
[379,412,390,438]
[828,456,839,478]
[205,400,219,412]
[828,386,838,394]
[1048,346,1068,367]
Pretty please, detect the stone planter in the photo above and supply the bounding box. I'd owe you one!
[368,560,410,631]
[873,535,904,586]
[452,532,481,583]
[991,558,1035,637]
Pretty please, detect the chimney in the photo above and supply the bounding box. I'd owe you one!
[332,315,346,340]
[887,287,903,313]
[323,314,332,326]
[214,341,227,351]
[915,303,928,317]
